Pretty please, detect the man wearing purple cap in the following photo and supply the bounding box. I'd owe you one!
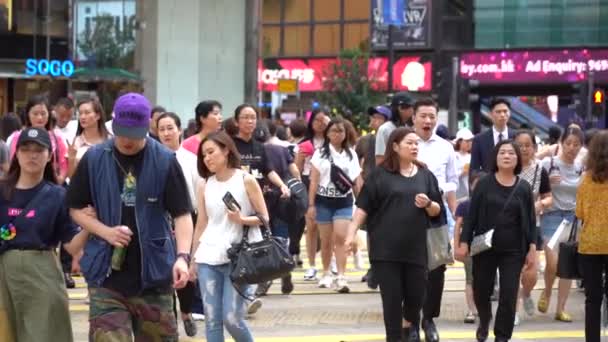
[66,93,194,341]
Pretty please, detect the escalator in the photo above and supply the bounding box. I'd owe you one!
[480,97,555,139]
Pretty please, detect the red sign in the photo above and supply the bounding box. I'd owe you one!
[258,57,432,92]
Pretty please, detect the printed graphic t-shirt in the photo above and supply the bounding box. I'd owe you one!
[0,181,78,251]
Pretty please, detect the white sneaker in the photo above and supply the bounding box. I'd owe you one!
[353,252,364,271]
[247,298,262,315]
[318,274,333,288]
[514,313,520,326]
[330,258,338,275]
[523,295,535,317]
[192,313,205,321]
[335,276,350,293]
[304,268,317,281]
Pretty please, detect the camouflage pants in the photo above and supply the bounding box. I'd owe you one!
[88,287,178,342]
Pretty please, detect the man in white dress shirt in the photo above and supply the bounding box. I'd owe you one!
[411,98,459,342]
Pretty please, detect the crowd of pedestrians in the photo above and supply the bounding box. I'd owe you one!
[0,90,606,342]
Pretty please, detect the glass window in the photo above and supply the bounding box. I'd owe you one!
[285,0,310,22]
[344,0,369,20]
[475,0,608,48]
[263,0,282,23]
[344,22,368,49]
[314,24,340,55]
[284,25,310,56]
[314,0,340,21]
[15,0,68,37]
[262,25,281,57]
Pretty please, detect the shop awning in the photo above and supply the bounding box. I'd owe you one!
[71,67,142,83]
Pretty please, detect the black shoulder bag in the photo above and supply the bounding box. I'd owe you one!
[556,218,582,279]
[227,214,295,287]
[329,155,354,195]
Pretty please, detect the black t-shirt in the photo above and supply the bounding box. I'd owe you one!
[265,144,293,179]
[486,177,523,252]
[233,136,270,180]
[66,144,192,296]
[356,167,443,266]
[0,181,78,251]
[455,200,470,218]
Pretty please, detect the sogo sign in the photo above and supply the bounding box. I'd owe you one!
[25,59,75,77]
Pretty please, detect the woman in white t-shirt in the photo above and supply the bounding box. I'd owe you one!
[295,108,329,281]
[190,131,268,342]
[454,128,473,200]
[157,112,202,337]
[307,117,362,293]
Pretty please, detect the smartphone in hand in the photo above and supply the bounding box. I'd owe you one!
[222,192,241,211]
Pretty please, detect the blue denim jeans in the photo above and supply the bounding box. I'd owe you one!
[541,210,575,240]
[197,263,254,342]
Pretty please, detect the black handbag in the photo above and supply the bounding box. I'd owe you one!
[227,215,295,286]
[556,218,582,280]
[329,156,354,194]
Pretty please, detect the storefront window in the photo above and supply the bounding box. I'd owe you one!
[262,0,369,57]
[344,23,368,50]
[285,0,309,22]
[284,25,310,56]
[73,0,137,73]
[475,0,608,48]
[314,24,340,55]
[344,0,369,20]
[15,0,68,37]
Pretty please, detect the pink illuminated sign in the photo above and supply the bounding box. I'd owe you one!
[460,49,608,84]
[258,57,432,92]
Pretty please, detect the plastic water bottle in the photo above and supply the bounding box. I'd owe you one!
[111,226,131,271]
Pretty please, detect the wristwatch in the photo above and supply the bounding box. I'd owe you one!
[176,252,191,264]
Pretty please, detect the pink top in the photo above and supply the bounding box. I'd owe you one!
[181,135,202,155]
[298,140,315,157]
[9,129,69,178]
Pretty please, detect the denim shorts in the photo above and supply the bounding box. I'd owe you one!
[540,210,575,240]
[315,203,353,225]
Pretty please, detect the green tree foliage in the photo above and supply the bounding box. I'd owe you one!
[319,48,384,131]
[77,14,135,69]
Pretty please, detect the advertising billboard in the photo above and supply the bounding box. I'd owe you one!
[370,0,431,50]
[259,56,432,92]
[460,49,608,84]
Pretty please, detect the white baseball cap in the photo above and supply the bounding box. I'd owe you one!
[454,128,474,142]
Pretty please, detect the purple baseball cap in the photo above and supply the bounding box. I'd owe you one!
[112,93,151,139]
[367,105,392,121]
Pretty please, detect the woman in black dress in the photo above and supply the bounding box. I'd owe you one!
[456,139,537,342]
[345,127,444,342]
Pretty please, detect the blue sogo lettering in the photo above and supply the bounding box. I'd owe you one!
[25,59,37,75]
[24,59,74,77]
[49,60,61,77]
[37,59,49,75]
[62,61,74,76]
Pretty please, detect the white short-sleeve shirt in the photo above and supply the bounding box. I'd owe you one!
[311,144,361,198]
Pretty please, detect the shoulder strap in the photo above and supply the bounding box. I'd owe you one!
[531,164,539,190]
[10,183,52,226]
[499,178,521,218]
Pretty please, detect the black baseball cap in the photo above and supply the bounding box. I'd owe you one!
[391,92,415,108]
[17,127,51,150]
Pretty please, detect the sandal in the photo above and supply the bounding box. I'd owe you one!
[537,292,549,313]
[555,311,572,322]
[464,312,476,324]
